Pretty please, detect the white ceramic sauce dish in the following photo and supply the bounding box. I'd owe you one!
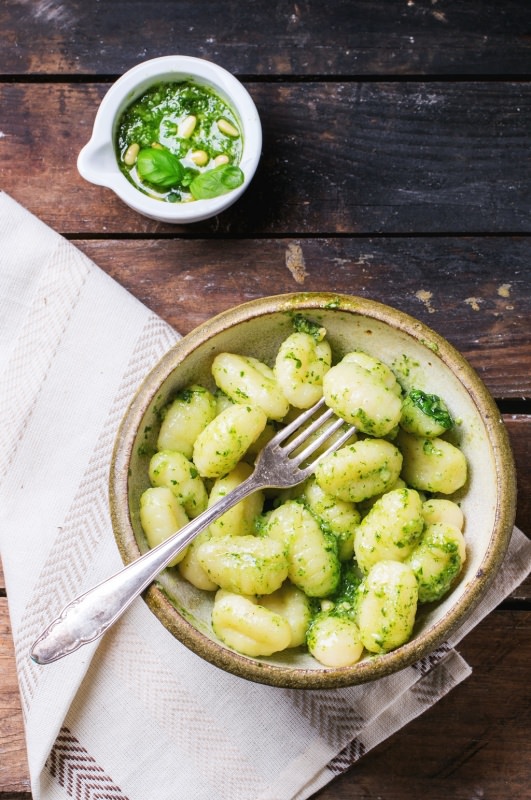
[77,55,262,223]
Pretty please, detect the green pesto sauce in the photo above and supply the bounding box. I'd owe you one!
[116,80,243,202]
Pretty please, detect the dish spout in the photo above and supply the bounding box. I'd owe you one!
[77,137,119,188]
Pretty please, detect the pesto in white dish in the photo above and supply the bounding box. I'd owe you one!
[116,80,244,203]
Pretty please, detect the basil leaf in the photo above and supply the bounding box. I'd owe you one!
[189,164,244,200]
[136,148,184,188]
[181,167,199,187]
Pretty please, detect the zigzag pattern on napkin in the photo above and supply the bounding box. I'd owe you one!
[14,314,178,714]
[47,727,130,800]
[411,642,452,676]
[326,737,367,775]
[409,652,456,707]
[285,688,367,749]
[0,239,90,480]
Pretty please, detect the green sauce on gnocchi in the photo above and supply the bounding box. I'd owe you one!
[139,316,469,668]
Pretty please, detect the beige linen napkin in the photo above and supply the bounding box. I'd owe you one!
[1,192,530,800]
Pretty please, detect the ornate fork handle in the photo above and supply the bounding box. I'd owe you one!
[30,477,256,665]
[31,397,354,665]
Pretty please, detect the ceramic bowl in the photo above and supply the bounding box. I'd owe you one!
[109,293,516,688]
[77,55,261,223]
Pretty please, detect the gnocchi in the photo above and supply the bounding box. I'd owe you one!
[207,462,265,538]
[407,522,466,603]
[157,384,216,458]
[422,498,464,530]
[178,529,219,591]
[354,487,424,574]
[139,486,189,567]
[357,560,419,653]
[400,389,453,438]
[193,403,267,478]
[397,429,467,494]
[149,449,208,518]
[314,438,403,503]
[323,359,402,437]
[307,614,364,667]
[197,534,288,595]
[259,582,313,647]
[212,590,292,657]
[212,353,289,420]
[274,330,332,408]
[342,351,402,396]
[301,477,360,561]
[262,500,340,597]
[139,313,470,669]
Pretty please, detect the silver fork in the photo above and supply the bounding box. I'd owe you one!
[30,398,355,665]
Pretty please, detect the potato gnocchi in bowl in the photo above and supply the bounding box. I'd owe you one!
[110,293,516,688]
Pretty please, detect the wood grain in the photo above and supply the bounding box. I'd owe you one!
[1,1,531,76]
[0,601,29,795]
[70,237,531,398]
[508,417,531,557]
[1,82,530,235]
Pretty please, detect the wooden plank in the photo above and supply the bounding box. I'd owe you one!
[1,607,530,796]
[1,82,530,235]
[1,1,531,76]
[507,416,531,564]
[0,601,30,795]
[72,237,531,398]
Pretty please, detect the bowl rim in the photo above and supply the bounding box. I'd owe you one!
[109,292,517,688]
[77,54,262,223]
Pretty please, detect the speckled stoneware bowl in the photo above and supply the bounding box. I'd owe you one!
[109,293,516,688]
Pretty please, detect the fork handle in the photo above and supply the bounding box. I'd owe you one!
[30,476,257,665]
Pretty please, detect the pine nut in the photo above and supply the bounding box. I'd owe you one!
[217,118,240,138]
[190,149,209,166]
[178,115,197,139]
[123,142,139,166]
[213,154,230,166]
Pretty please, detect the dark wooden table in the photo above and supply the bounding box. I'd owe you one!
[1,2,530,798]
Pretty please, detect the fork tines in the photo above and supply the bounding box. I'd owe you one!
[276,397,356,467]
